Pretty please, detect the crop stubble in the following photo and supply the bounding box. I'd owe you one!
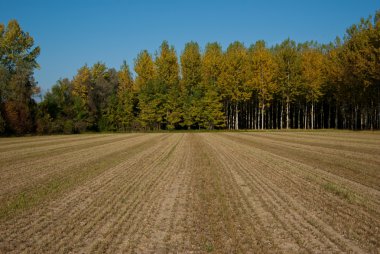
[0,131,379,253]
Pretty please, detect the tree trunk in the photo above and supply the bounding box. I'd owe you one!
[232,102,235,130]
[286,99,290,129]
[229,101,232,130]
[252,98,255,129]
[378,98,380,129]
[378,100,380,129]
[261,102,265,130]
[311,101,314,130]
[235,103,239,130]
[256,100,259,129]
[298,103,301,129]
[278,101,280,129]
[304,104,308,129]
[355,105,358,130]
[335,102,338,129]
[280,101,283,129]
[249,99,252,129]
[271,104,274,129]
[225,101,229,130]
[253,101,256,129]
[370,100,374,130]
[293,104,296,129]
[321,102,324,129]
[328,103,331,129]
[362,109,365,130]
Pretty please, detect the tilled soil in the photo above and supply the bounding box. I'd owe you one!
[0,132,379,253]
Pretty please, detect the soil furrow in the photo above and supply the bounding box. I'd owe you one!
[0,134,167,252]
[224,133,380,191]
[215,133,379,252]
[0,134,146,203]
[0,131,378,253]
[204,134,343,252]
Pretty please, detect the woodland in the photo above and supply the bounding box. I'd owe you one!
[0,11,379,134]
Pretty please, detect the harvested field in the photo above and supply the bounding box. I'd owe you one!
[0,131,379,253]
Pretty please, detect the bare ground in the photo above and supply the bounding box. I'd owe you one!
[0,131,379,253]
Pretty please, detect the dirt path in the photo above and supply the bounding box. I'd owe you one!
[0,132,379,253]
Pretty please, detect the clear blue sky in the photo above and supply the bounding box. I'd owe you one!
[1,0,379,93]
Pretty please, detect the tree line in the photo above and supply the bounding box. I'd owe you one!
[1,11,379,135]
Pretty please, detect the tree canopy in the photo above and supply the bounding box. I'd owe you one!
[1,11,380,134]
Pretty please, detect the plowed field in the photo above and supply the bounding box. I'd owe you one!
[0,132,379,253]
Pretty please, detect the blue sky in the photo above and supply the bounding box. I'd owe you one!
[1,0,379,93]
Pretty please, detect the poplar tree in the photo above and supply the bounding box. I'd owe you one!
[274,39,302,129]
[155,41,180,129]
[72,65,92,131]
[134,50,155,92]
[219,41,250,130]
[2,11,380,134]
[339,14,380,129]
[199,89,225,129]
[134,50,159,130]
[201,43,223,86]
[116,61,134,131]
[248,40,277,129]
[300,45,324,129]
[200,42,225,129]
[180,41,202,128]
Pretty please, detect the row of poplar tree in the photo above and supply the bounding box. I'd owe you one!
[1,11,379,134]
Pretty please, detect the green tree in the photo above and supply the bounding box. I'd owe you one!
[155,41,179,87]
[339,13,380,129]
[166,85,183,130]
[37,78,74,133]
[138,80,165,130]
[116,61,135,131]
[134,50,156,92]
[247,41,277,129]
[201,42,223,87]
[200,42,225,129]
[218,41,250,130]
[134,50,162,129]
[199,88,225,129]
[0,20,40,134]
[155,41,180,129]
[0,20,40,72]
[180,41,202,128]
[300,45,324,129]
[0,65,9,134]
[181,42,202,93]
[323,39,344,129]
[91,63,118,131]
[71,65,92,131]
[274,39,302,129]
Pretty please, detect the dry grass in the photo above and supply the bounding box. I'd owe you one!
[0,131,379,253]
